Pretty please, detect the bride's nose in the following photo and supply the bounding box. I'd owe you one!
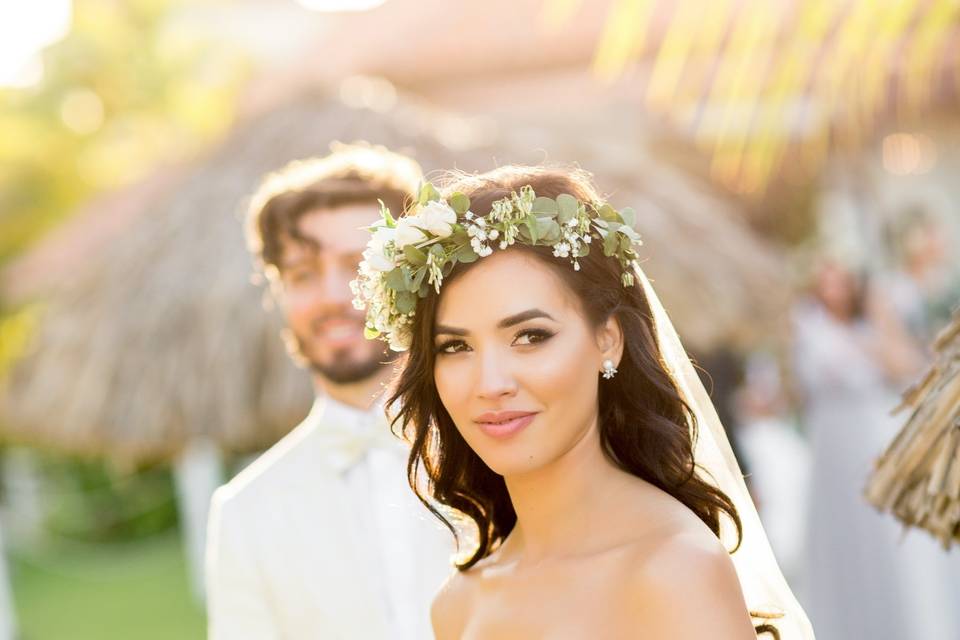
[474,348,518,400]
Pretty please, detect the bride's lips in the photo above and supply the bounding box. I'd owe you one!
[473,411,539,439]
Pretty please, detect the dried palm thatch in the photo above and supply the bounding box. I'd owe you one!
[0,91,786,464]
[866,310,960,547]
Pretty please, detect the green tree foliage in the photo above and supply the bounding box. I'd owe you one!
[0,0,250,265]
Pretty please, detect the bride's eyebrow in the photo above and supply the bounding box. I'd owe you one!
[435,308,557,337]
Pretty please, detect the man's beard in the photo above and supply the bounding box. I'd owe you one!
[309,348,388,385]
[286,330,391,384]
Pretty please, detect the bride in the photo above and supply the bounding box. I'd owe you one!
[352,165,814,639]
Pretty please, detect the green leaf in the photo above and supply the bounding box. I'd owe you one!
[575,242,591,258]
[531,197,558,217]
[449,192,470,215]
[404,244,427,266]
[396,290,417,314]
[537,219,562,244]
[401,265,415,291]
[598,204,620,223]
[364,326,380,339]
[619,225,641,244]
[378,199,396,228]
[556,194,578,223]
[418,282,430,298]
[619,233,634,253]
[385,267,405,290]
[412,267,427,291]
[619,206,636,228]
[603,230,619,256]
[524,214,539,243]
[429,243,446,262]
[456,245,479,263]
[418,182,441,205]
[450,225,470,245]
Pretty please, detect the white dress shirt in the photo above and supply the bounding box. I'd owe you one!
[206,396,453,639]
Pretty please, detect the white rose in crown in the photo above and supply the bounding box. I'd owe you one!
[413,200,457,238]
[394,217,428,248]
[362,247,394,272]
[362,225,398,272]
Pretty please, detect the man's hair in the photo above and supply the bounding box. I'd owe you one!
[246,142,422,277]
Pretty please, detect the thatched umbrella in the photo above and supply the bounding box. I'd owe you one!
[866,310,960,548]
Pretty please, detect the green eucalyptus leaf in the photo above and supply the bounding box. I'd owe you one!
[449,192,470,215]
[619,206,636,228]
[598,204,620,222]
[518,223,534,244]
[593,218,609,229]
[575,243,591,258]
[385,267,405,290]
[418,182,441,205]
[396,290,417,314]
[456,245,479,263]
[620,225,641,242]
[603,230,619,256]
[364,326,380,339]
[531,197,558,217]
[418,282,430,298]
[619,233,634,253]
[556,194,579,223]
[429,243,446,262]
[379,199,396,228]
[450,225,470,245]
[404,244,427,266]
[537,219,562,244]
[401,265,415,290]
[412,267,427,291]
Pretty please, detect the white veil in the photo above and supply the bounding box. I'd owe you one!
[637,267,815,639]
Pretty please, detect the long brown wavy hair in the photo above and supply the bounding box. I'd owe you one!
[386,165,742,571]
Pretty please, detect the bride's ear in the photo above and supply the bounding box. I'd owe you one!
[596,314,624,368]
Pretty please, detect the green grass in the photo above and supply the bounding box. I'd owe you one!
[10,531,205,640]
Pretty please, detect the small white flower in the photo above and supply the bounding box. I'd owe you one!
[394,218,428,248]
[567,218,579,227]
[499,241,507,250]
[488,228,500,240]
[583,234,592,244]
[465,211,474,220]
[475,217,486,228]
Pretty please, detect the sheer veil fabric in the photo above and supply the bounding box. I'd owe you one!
[638,267,815,639]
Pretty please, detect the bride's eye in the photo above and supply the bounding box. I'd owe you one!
[512,328,555,347]
[435,339,470,355]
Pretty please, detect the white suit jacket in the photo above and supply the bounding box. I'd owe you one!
[206,398,453,639]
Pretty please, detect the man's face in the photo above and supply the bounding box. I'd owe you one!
[276,203,388,384]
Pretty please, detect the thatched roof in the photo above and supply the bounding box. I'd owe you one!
[0,91,785,463]
[867,310,960,547]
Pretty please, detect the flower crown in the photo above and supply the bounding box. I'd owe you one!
[350,182,643,351]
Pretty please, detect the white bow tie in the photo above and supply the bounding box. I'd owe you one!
[314,416,402,473]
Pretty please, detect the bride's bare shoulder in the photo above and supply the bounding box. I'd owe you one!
[430,560,487,640]
[615,527,756,639]
[431,570,469,640]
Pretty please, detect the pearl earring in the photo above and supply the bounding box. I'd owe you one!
[601,359,618,380]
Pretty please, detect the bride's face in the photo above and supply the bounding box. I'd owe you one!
[432,249,619,477]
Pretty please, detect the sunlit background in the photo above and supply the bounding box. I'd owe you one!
[1,1,959,638]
